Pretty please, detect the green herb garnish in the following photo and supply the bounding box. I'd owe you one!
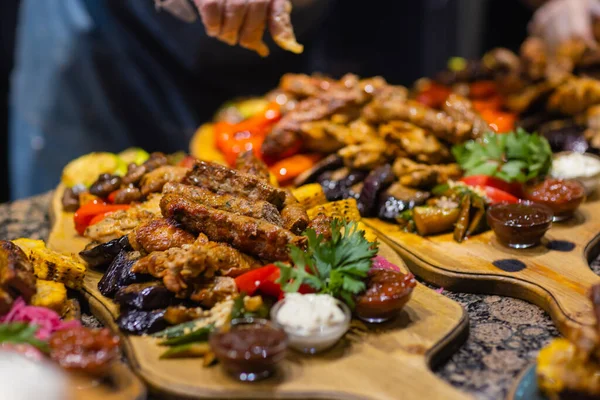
[276,219,378,308]
[0,323,49,353]
[452,128,552,183]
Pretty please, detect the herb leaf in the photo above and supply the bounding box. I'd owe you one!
[0,323,49,353]
[276,219,377,307]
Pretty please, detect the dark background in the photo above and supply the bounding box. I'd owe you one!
[0,0,532,203]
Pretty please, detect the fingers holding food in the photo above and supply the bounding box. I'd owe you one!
[239,0,271,56]
[218,0,249,45]
[194,0,224,37]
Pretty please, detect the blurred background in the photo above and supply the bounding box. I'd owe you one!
[0,0,532,202]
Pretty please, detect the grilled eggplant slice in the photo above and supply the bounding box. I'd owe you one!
[318,168,368,202]
[79,236,132,269]
[114,282,176,311]
[293,154,344,186]
[117,308,167,335]
[377,183,430,221]
[357,164,394,217]
[98,251,149,298]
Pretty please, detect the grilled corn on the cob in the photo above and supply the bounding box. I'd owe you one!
[307,199,362,222]
[291,184,328,210]
[12,238,86,289]
[31,280,67,313]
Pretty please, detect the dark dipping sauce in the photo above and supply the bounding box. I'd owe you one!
[209,318,287,382]
[487,201,553,249]
[355,269,416,323]
[524,178,585,221]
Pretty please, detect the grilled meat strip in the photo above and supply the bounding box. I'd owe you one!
[235,151,271,181]
[189,277,237,308]
[281,190,309,234]
[128,218,196,254]
[161,194,304,261]
[442,94,491,139]
[139,166,188,196]
[0,241,37,313]
[163,182,283,226]
[183,161,287,209]
[131,234,261,297]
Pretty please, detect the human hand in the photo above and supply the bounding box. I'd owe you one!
[530,0,600,52]
[192,0,303,57]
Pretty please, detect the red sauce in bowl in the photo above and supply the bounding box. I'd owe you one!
[524,179,585,221]
[355,269,416,323]
[487,201,553,249]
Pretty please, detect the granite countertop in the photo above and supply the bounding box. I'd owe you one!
[0,193,574,400]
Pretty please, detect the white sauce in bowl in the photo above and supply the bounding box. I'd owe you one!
[551,152,600,179]
[275,293,345,336]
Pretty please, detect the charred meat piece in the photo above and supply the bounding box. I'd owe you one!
[128,218,195,254]
[139,166,188,196]
[79,236,132,269]
[293,154,344,186]
[163,182,283,226]
[548,77,600,115]
[235,151,270,181]
[279,73,335,98]
[392,159,461,189]
[377,183,430,221]
[338,140,391,170]
[84,194,162,243]
[161,194,304,261]
[363,98,472,144]
[357,164,394,217]
[190,277,238,308]
[89,174,122,198]
[307,213,333,240]
[378,121,452,164]
[131,236,260,297]
[112,185,142,204]
[117,308,167,335]
[183,161,287,209]
[0,241,36,304]
[97,251,150,298]
[281,190,309,235]
[318,168,368,202]
[442,94,491,139]
[114,282,176,311]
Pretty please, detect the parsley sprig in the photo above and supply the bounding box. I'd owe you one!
[0,323,49,353]
[452,128,552,183]
[276,219,378,308]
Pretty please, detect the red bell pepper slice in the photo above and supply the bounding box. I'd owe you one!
[269,154,321,184]
[415,82,452,109]
[469,81,498,99]
[177,155,198,169]
[460,176,523,198]
[234,265,278,296]
[74,203,130,236]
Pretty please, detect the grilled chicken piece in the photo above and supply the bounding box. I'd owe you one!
[268,0,303,54]
[548,77,600,115]
[280,190,309,234]
[307,213,332,241]
[363,97,472,144]
[139,166,188,196]
[442,94,491,139]
[505,82,554,113]
[85,194,162,243]
[163,182,284,226]
[379,121,452,164]
[338,141,391,170]
[161,194,304,261]
[183,161,287,209]
[279,73,335,99]
[235,151,270,181]
[0,241,36,312]
[128,218,195,254]
[393,158,461,189]
[520,38,547,81]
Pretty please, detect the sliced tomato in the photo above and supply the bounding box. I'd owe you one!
[234,265,278,296]
[257,270,283,298]
[74,203,130,236]
[269,154,321,184]
[460,176,523,198]
[481,186,519,204]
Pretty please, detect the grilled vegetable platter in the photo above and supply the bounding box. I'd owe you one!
[44,149,470,399]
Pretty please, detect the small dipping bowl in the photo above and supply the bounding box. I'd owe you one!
[355,269,416,323]
[271,297,351,354]
[523,178,585,222]
[551,151,600,196]
[487,201,553,249]
[209,318,287,382]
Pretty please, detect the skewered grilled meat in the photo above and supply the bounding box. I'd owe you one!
[131,235,261,297]
[278,73,336,99]
[84,194,162,243]
[235,151,270,181]
[280,190,309,234]
[183,161,287,209]
[0,241,36,313]
[392,159,461,189]
[163,182,284,226]
[442,94,492,139]
[338,140,391,170]
[161,194,305,261]
[139,166,188,196]
[379,121,452,164]
[128,218,196,254]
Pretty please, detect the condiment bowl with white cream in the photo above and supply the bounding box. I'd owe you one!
[551,151,600,196]
[270,293,351,354]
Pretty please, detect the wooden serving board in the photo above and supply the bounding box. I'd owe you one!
[364,198,600,337]
[48,185,470,400]
[68,361,146,400]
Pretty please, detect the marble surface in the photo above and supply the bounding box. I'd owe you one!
[1,193,581,400]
